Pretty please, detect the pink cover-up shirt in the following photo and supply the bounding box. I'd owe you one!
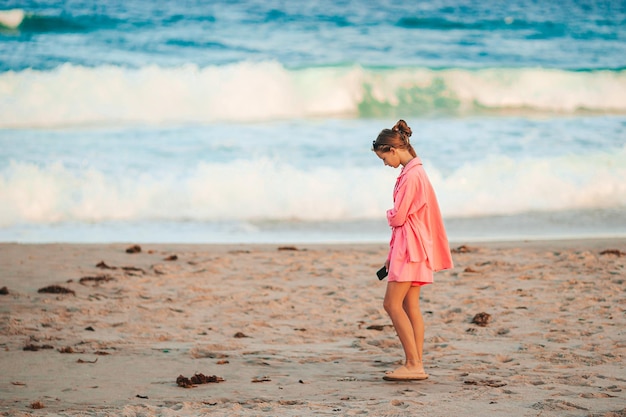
[386,157,453,273]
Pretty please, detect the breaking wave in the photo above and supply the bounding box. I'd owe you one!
[1,63,625,127]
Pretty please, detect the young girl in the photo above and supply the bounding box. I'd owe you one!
[372,119,453,381]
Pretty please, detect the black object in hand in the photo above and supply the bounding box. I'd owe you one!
[376,266,388,280]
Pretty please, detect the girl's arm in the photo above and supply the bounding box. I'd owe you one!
[386,175,424,227]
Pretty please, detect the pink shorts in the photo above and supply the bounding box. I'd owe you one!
[388,259,434,286]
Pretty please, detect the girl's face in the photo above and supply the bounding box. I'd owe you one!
[375,149,401,168]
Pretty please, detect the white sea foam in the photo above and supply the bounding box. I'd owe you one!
[1,147,624,227]
[1,63,625,127]
[0,9,25,29]
[433,148,626,217]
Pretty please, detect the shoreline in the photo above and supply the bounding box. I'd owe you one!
[1,238,625,416]
[3,207,625,246]
[3,233,626,246]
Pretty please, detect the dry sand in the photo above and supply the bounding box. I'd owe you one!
[0,239,624,417]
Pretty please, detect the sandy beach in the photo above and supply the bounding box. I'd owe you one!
[0,238,624,417]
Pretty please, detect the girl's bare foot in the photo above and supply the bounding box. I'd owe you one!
[383,365,429,381]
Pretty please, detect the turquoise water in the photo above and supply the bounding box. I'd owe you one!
[1,1,625,243]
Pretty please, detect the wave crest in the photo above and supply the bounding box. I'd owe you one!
[1,63,625,127]
[0,9,25,29]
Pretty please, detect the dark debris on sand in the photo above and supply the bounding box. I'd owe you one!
[471,312,491,327]
[58,346,78,353]
[126,245,142,254]
[366,324,391,331]
[464,379,507,388]
[452,245,477,254]
[23,344,54,351]
[176,373,224,388]
[96,261,145,274]
[600,249,624,257]
[79,275,115,285]
[121,266,146,274]
[0,286,8,295]
[96,261,117,269]
[37,285,75,296]
[277,246,307,251]
[30,401,45,409]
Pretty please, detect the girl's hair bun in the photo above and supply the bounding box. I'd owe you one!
[393,119,412,141]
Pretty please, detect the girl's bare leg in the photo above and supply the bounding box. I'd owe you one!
[403,286,426,373]
[383,281,423,372]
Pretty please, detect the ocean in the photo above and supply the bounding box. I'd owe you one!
[1,0,625,244]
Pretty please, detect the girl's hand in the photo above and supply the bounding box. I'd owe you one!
[385,259,390,271]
